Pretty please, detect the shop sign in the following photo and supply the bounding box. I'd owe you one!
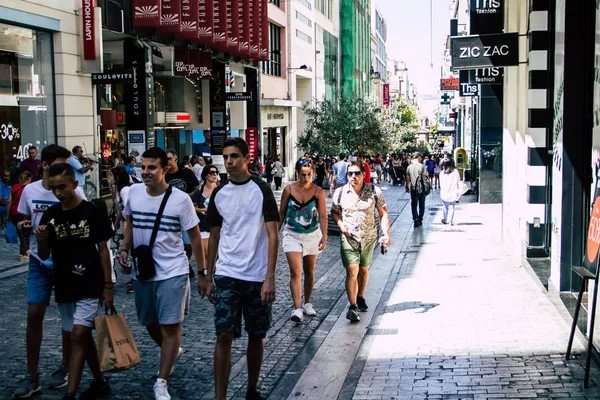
[174,46,213,79]
[239,1,250,57]
[82,0,97,60]
[210,60,227,133]
[383,84,390,106]
[101,141,111,161]
[246,127,258,162]
[227,0,239,52]
[225,92,252,101]
[158,0,182,33]
[440,76,459,91]
[249,0,259,57]
[124,39,154,131]
[267,113,285,120]
[451,33,519,69]
[0,121,20,142]
[91,70,134,84]
[459,82,479,97]
[213,0,228,51]
[470,0,504,35]
[127,130,146,162]
[176,0,199,39]
[196,0,214,45]
[132,0,161,27]
[461,68,504,85]
[166,112,191,124]
[211,130,226,155]
[258,0,268,61]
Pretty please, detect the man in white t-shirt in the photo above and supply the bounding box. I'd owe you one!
[119,147,205,400]
[13,144,87,399]
[202,138,280,400]
[192,156,205,182]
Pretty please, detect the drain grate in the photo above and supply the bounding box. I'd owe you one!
[367,328,399,336]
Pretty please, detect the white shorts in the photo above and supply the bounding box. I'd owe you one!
[58,298,100,332]
[201,231,210,240]
[282,229,323,256]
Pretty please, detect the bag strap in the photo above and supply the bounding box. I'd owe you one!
[149,186,172,248]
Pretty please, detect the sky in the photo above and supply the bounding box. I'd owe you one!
[376,0,454,99]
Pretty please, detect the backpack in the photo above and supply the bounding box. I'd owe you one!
[415,165,431,196]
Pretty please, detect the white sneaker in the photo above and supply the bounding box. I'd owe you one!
[302,303,317,316]
[291,308,304,322]
[156,347,184,377]
[154,378,171,400]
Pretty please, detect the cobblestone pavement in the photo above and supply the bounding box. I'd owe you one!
[0,183,408,399]
[338,198,600,400]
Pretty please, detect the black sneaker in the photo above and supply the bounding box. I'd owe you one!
[414,221,420,228]
[79,378,110,400]
[245,387,264,400]
[63,393,76,400]
[13,374,41,399]
[48,364,69,389]
[346,305,360,322]
[126,284,134,294]
[357,297,369,312]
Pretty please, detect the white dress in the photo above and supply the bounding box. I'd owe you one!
[439,169,461,202]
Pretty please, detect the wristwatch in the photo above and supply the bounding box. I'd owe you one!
[198,269,209,276]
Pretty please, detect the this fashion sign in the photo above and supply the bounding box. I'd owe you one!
[132,0,161,27]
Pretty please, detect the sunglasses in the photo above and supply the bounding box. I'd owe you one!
[208,170,218,175]
[298,159,313,166]
[347,171,362,177]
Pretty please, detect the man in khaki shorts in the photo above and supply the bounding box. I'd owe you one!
[331,161,391,322]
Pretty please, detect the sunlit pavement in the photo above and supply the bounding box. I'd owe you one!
[2,185,600,399]
[283,190,600,399]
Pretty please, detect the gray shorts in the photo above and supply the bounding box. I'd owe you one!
[58,298,100,332]
[133,274,190,326]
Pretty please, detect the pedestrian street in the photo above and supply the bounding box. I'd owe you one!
[1,185,600,399]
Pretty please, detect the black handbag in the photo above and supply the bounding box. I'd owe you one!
[132,186,172,281]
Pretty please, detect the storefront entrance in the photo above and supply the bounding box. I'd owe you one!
[0,23,55,178]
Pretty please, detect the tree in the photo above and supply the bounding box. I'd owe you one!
[298,97,386,156]
[383,100,421,153]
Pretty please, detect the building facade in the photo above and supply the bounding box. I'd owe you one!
[0,0,93,176]
[340,0,371,99]
[371,6,387,105]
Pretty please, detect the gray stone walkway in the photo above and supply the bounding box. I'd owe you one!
[333,195,600,399]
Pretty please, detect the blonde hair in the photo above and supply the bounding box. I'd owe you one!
[19,170,33,184]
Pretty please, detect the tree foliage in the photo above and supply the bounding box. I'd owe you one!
[298,97,387,156]
[383,100,421,154]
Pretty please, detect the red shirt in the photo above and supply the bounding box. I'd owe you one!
[364,162,371,184]
[9,183,27,216]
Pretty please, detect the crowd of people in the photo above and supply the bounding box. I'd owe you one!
[3,139,471,400]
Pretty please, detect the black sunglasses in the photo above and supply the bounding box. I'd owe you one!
[208,170,218,175]
[347,171,362,177]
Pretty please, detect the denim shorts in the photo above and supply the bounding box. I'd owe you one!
[214,276,271,339]
[58,298,100,332]
[133,274,190,326]
[27,256,55,306]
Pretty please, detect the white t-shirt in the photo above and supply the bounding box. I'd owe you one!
[192,163,204,182]
[439,169,462,202]
[206,175,280,282]
[118,186,131,213]
[18,180,87,268]
[123,184,199,281]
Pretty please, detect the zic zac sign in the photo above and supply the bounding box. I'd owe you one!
[587,197,600,264]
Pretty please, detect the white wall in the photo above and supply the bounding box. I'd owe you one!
[503,0,531,262]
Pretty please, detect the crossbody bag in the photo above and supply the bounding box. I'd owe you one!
[132,186,172,281]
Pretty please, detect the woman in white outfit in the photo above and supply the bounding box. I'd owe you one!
[439,159,461,226]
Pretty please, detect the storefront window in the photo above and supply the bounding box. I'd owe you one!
[0,23,55,175]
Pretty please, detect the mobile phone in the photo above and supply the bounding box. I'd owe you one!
[381,243,387,255]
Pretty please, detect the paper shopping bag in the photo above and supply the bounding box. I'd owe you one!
[95,307,141,372]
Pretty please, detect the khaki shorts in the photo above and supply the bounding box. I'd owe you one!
[282,229,322,256]
[340,235,377,268]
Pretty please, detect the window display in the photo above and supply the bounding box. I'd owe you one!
[0,23,55,175]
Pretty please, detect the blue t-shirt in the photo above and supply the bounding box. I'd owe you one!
[68,155,85,185]
[333,161,348,185]
[425,159,436,174]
